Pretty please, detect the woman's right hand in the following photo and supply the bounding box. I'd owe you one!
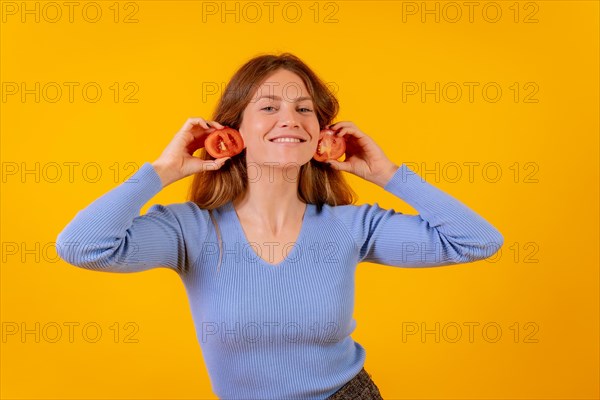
[152,118,231,188]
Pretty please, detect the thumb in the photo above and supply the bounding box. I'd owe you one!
[214,157,231,169]
[327,159,349,172]
[191,157,230,173]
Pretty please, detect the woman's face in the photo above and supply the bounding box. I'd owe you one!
[239,69,320,169]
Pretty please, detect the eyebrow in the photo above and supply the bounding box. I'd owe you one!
[256,95,313,103]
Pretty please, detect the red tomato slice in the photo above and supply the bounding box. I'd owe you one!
[204,127,245,158]
[313,129,346,162]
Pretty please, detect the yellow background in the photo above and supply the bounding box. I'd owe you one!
[1,1,598,399]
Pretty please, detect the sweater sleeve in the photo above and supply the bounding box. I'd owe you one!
[56,162,208,274]
[335,164,504,267]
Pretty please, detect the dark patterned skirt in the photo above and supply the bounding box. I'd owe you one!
[326,367,384,399]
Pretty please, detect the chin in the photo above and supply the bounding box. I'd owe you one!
[248,152,312,169]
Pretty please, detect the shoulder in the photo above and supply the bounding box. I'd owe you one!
[310,202,400,261]
[145,201,212,235]
[319,202,397,226]
[147,201,208,217]
[315,202,399,242]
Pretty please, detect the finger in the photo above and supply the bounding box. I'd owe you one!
[186,126,218,150]
[185,125,217,150]
[210,120,225,129]
[186,135,208,153]
[189,126,216,139]
[210,158,231,170]
[334,127,351,139]
[336,127,348,136]
[337,126,365,139]
[329,126,350,137]
[328,159,350,172]
[328,121,353,131]
[328,121,346,129]
[344,137,363,155]
[181,121,212,142]
[200,158,230,172]
[181,117,209,132]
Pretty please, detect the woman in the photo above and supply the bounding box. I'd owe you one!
[56,53,504,399]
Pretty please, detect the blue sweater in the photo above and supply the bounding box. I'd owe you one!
[56,162,503,399]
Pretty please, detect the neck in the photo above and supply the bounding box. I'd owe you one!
[232,164,306,234]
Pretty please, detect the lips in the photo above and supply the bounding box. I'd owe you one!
[268,135,307,142]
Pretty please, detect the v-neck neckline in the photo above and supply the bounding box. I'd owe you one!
[226,201,311,269]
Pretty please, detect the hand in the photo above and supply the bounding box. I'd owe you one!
[152,117,231,188]
[326,121,399,187]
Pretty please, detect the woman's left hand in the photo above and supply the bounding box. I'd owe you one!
[325,121,399,187]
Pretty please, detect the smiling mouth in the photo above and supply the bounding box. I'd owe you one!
[269,138,307,143]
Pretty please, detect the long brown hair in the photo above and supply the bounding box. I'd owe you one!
[187,52,356,212]
[187,53,357,272]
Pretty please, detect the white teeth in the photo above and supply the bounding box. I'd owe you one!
[271,137,302,143]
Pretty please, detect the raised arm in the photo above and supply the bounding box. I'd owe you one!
[336,163,503,267]
[325,121,503,267]
[56,163,199,273]
[56,117,231,273]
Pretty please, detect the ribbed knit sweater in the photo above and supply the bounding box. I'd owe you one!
[56,162,503,399]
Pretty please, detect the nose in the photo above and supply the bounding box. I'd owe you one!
[278,105,299,129]
[280,119,299,129]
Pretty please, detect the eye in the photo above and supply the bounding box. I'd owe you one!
[299,107,313,112]
[261,106,277,111]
